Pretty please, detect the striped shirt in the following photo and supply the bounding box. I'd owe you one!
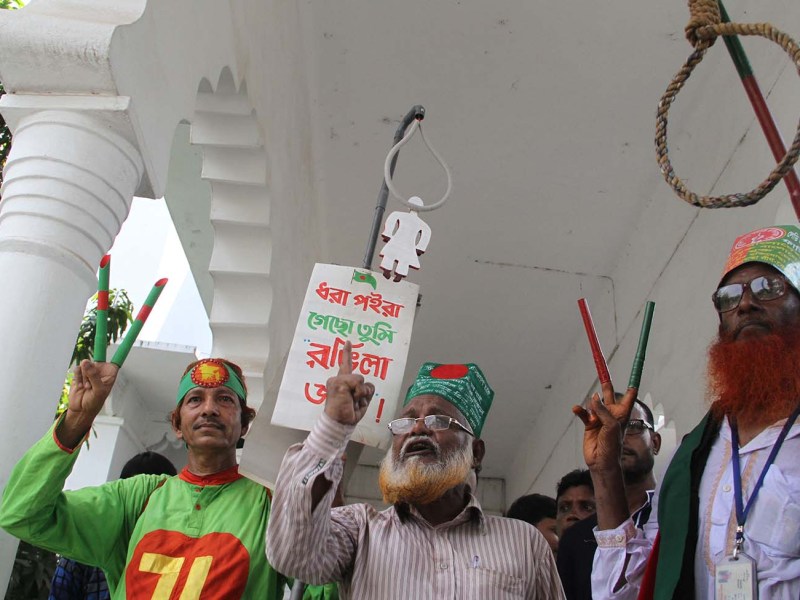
[267,412,565,600]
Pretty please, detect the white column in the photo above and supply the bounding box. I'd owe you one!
[0,108,143,592]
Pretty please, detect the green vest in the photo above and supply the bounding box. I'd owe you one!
[654,412,720,600]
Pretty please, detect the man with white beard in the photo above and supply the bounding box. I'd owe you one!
[267,343,564,599]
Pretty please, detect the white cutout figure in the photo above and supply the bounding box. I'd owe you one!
[378,196,432,281]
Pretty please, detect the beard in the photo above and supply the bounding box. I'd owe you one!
[378,436,474,506]
[622,450,655,485]
[707,324,800,427]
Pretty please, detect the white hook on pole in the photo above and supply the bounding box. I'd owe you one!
[383,119,452,212]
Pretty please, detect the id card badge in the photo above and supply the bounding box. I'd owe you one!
[715,553,757,600]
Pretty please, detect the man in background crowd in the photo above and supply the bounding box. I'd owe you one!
[506,493,559,555]
[555,469,595,536]
[557,399,659,600]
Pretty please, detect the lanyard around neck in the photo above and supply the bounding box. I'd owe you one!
[730,406,800,550]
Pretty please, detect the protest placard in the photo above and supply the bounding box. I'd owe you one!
[270,263,419,449]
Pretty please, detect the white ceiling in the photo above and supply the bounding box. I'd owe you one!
[292,0,800,477]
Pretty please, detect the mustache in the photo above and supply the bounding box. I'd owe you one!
[193,419,224,430]
[731,318,770,339]
[399,435,441,460]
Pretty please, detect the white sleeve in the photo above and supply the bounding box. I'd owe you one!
[590,493,659,600]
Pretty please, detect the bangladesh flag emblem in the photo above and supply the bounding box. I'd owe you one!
[352,270,378,290]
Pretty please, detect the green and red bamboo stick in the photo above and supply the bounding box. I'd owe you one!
[93,255,111,362]
[718,0,800,219]
[110,278,168,367]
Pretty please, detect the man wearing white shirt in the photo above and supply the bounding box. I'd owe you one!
[556,400,659,600]
[574,225,800,600]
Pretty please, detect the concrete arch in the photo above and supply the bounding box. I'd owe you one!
[182,67,275,409]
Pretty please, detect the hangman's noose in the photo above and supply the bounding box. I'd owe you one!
[656,0,800,208]
[383,118,453,212]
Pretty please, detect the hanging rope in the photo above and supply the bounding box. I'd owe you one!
[656,0,800,208]
[384,118,453,212]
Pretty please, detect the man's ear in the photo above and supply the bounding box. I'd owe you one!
[240,406,256,438]
[471,438,486,470]
[651,432,662,455]
[170,409,183,440]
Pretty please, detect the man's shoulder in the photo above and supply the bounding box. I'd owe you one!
[336,501,393,521]
[483,514,543,539]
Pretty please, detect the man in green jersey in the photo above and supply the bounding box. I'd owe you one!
[0,357,288,599]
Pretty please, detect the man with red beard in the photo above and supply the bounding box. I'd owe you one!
[267,344,564,599]
[574,225,800,600]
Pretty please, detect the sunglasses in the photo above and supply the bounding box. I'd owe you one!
[712,275,788,313]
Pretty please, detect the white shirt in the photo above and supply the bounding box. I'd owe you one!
[591,417,800,600]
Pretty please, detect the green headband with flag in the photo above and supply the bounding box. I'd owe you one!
[404,363,494,437]
[176,358,247,405]
[721,225,800,291]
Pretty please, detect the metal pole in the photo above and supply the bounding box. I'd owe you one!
[362,105,425,270]
[718,0,800,219]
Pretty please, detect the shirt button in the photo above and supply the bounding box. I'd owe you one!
[440,563,448,570]
[195,488,202,493]
[723,484,732,493]
[195,504,201,510]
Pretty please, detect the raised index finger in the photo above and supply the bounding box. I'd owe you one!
[338,341,353,375]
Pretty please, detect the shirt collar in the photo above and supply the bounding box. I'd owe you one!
[179,464,243,486]
[395,490,487,534]
[721,415,800,453]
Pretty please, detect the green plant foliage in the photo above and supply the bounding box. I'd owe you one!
[0,1,23,193]
[0,81,9,193]
[58,288,134,419]
[71,288,135,366]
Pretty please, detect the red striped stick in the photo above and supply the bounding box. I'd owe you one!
[111,278,168,367]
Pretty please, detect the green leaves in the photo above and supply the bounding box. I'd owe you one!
[58,289,135,420]
[6,542,56,600]
[0,81,8,193]
[0,0,22,194]
[71,288,134,366]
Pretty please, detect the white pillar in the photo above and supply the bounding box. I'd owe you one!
[0,107,143,592]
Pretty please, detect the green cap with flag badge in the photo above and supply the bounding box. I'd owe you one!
[721,225,800,292]
[404,363,494,437]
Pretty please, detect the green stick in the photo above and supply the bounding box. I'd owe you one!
[628,301,655,389]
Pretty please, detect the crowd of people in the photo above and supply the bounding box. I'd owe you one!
[1,223,799,598]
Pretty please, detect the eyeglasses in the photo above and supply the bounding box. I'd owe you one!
[387,415,474,436]
[624,419,654,436]
[712,275,788,313]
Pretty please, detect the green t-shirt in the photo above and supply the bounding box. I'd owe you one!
[0,424,288,599]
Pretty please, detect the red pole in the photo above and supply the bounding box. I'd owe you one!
[719,1,800,219]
